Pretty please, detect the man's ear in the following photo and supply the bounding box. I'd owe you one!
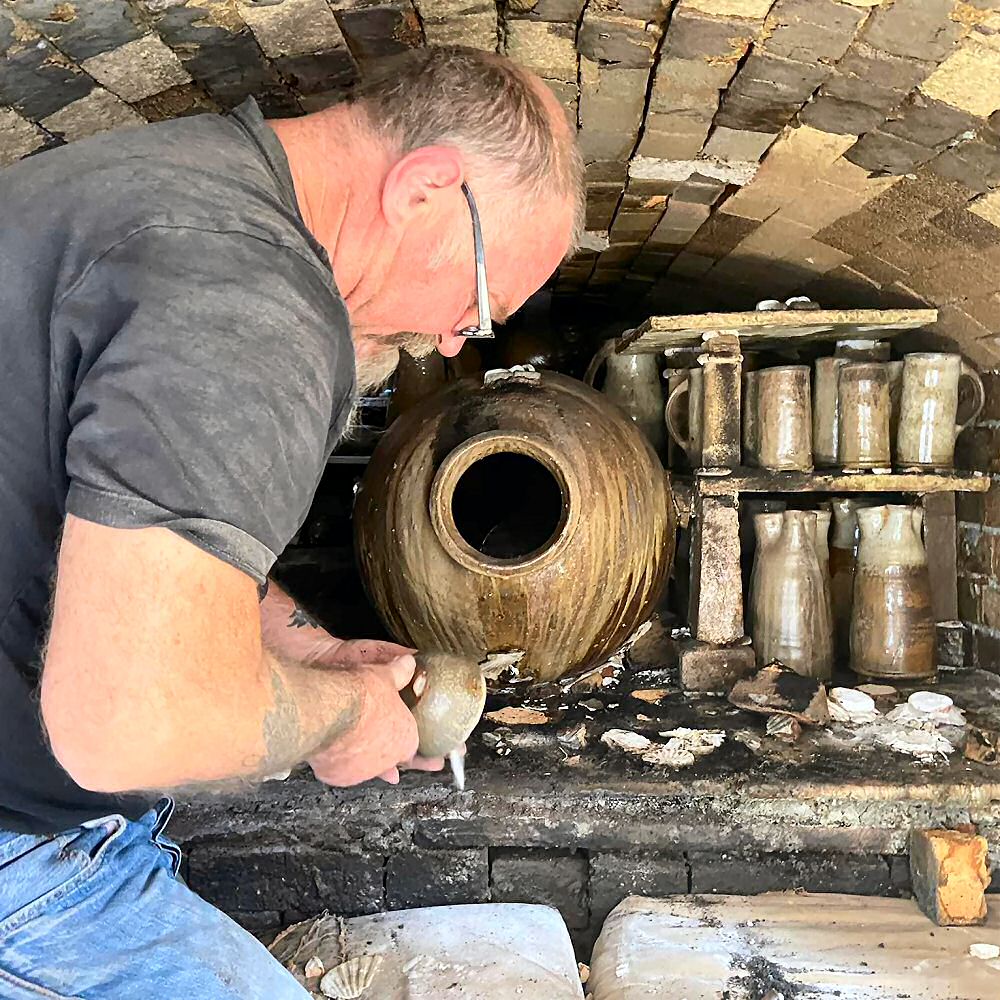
[381,146,464,230]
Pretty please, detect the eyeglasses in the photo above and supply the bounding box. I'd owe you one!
[457,182,494,340]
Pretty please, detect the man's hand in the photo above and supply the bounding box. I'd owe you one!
[260,589,445,784]
[306,652,445,786]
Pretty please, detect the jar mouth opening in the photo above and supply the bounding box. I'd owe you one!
[429,432,577,576]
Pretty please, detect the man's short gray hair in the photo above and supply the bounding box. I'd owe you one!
[348,46,584,243]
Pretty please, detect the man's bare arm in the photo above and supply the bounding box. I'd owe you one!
[40,515,418,793]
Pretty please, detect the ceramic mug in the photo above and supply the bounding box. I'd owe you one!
[838,362,891,471]
[585,341,667,459]
[756,366,813,472]
[896,353,985,469]
[665,367,704,467]
[813,356,849,468]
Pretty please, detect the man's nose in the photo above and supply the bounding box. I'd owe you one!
[436,331,466,358]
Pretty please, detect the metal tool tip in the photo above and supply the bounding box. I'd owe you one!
[447,749,466,791]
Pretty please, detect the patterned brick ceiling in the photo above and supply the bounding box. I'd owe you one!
[1,0,1000,363]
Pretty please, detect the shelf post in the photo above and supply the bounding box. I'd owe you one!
[690,492,744,645]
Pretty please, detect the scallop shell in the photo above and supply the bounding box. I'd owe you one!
[319,955,383,999]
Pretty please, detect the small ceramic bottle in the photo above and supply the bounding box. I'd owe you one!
[749,509,786,638]
[752,510,831,679]
[851,505,936,681]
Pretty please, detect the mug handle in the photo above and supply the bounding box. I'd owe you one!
[956,361,986,433]
[583,340,615,388]
[665,377,691,452]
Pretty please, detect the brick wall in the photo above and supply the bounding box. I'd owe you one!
[958,371,1000,670]
[183,837,915,957]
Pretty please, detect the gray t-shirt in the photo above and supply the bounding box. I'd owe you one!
[0,99,355,834]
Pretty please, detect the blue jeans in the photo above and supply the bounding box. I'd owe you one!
[0,799,308,999]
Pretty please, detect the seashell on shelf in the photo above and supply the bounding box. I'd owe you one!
[319,955,383,999]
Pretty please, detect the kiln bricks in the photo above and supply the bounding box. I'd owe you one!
[909,829,992,926]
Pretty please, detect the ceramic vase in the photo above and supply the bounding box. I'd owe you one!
[665,367,704,468]
[813,357,849,468]
[355,371,675,684]
[744,502,786,632]
[897,353,985,470]
[756,366,813,472]
[851,504,935,681]
[586,342,667,460]
[838,362,891,471]
[751,510,831,679]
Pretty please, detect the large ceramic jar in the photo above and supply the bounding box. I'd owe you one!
[354,370,676,683]
[851,504,935,681]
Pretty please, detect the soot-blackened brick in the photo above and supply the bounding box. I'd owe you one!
[663,11,754,62]
[0,42,95,120]
[490,849,589,929]
[11,0,144,62]
[800,94,886,136]
[689,852,894,896]
[862,0,963,64]
[386,849,489,910]
[187,846,385,916]
[881,94,979,152]
[589,852,688,928]
[846,131,937,175]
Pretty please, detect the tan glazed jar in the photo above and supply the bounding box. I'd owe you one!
[838,362,891,471]
[851,504,935,681]
[355,370,675,684]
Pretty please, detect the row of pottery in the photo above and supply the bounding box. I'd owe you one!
[812,352,984,471]
[664,348,983,472]
[751,503,935,681]
[355,368,675,684]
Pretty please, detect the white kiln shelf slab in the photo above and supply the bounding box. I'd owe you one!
[617,308,938,354]
[270,902,585,999]
[589,892,1000,999]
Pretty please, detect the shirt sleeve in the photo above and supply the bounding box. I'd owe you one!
[57,225,355,584]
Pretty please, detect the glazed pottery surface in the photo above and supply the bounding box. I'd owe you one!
[355,371,675,684]
[851,505,935,681]
[402,652,487,758]
[813,357,849,468]
[838,362,891,470]
[586,342,667,459]
[751,510,831,679]
[897,353,985,469]
[665,367,704,467]
[756,366,813,472]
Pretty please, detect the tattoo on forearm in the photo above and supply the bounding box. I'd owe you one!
[260,666,302,773]
[288,606,320,629]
